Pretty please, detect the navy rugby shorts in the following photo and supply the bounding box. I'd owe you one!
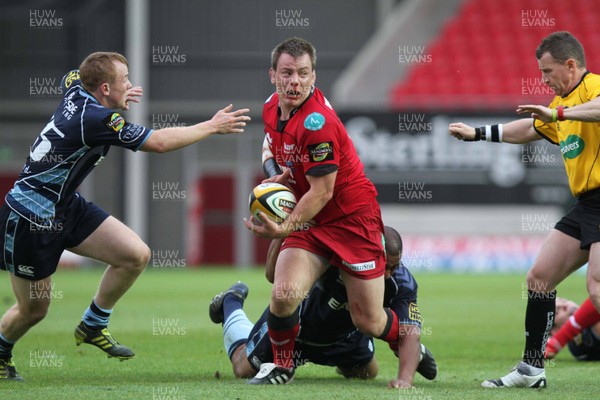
[0,194,109,280]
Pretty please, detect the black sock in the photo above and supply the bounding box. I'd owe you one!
[0,334,14,361]
[523,290,556,368]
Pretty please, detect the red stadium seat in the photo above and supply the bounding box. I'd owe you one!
[389,0,600,111]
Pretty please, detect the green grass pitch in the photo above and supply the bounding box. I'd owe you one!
[0,267,593,399]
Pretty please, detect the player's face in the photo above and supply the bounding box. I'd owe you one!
[384,253,400,279]
[106,61,132,110]
[553,297,578,332]
[270,52,316,116]
[538,52,573,96]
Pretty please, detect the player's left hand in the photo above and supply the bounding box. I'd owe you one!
[244,212,293,239]
[125,86,143,110]
[262,168,291,186]
[516,104,553,122]
[388,378,413,389]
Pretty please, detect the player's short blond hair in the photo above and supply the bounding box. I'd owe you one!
[80,52,128,92]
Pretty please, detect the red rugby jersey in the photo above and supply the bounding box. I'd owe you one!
[262,87,378,224]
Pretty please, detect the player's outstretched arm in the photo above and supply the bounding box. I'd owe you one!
[388,324,421,389]
[141,104,250,153]
[449,118,541,144]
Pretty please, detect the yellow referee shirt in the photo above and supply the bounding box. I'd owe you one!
[534,72,600,197]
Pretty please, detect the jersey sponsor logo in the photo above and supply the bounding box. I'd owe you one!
[408,302,422,324]
[341,259,376,272]
[119,123,145,144]
[63,70,80,89]
[103,113,126,133]
[560,135,584,159]
[18,265,35,277]
[327,297,349,311]
[304,112,325,131]
[307,142,334,162]
[283,142,296,154]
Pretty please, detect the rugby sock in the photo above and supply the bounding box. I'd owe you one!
[223,309,253,359]
[223,294,244,322]
[0,333,14,360]
[378,308,399,344]
[523,290,555,368]
[550,298,600,351]
[267,308,300,370]
[81,299,112,330]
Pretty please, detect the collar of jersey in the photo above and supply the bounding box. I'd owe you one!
[79,88,100,104]
[562,70,589,98]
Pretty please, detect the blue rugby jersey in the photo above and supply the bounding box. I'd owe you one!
[5,70,152,227]
[297,262,420,345]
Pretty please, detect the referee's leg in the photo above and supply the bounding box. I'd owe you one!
[586,242,600,313]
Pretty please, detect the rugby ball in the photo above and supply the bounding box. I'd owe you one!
[249,183,297,223]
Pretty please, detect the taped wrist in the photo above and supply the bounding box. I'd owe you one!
[263,158,282,178]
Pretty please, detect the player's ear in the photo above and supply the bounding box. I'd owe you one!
[269,68,276,84]
[100,82,110,96]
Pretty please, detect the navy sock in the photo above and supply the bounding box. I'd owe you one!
[81,299,112,330]
[223,294,244,322]
[0,333,15,360]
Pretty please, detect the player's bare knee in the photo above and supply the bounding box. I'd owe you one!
[232,363,254,379]
[22,301,50,326]
[230,346,254,378]
[526,268,552,292]
[270,292,301,316]
[123,243,151,273]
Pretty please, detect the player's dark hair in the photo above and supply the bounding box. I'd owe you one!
[384,226,403,260]
[80,52,128,92]
[271,37,316,70]
[536,31,586,67]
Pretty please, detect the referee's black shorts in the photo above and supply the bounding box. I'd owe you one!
[555,187,600,250]
[0,194,109,281]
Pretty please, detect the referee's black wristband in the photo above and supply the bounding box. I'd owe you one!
[479,124,503,143]
[263,158,282,178]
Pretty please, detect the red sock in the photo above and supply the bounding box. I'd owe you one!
[268,324,299,370]
[554,298,600,347]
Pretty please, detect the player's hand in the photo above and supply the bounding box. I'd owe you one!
[262,168,291,186]
[388,379,413,389]
[448,122,476,141]
[244,212,292,239]
[516,104,553,122]
[124,86,143,110]
[211,104,251,135]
